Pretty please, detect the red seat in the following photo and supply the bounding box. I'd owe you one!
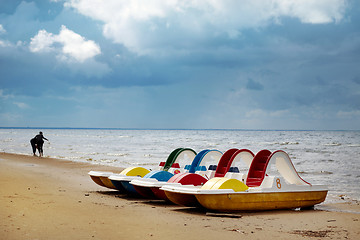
[214,149,239,177]
[246,150,272,187]
[171,163,180,168]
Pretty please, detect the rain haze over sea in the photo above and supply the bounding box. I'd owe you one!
[1,128,359,203]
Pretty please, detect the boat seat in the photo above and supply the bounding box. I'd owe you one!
[224,172,245,181]
[208,165,217,171]
[214,148,239,177]
[246,150,272,187]
[246,178,263,187]
[228,167,240,173]
[202,165,217,179]
[168,162,182,174]
[195,166,207,171]
[215,166,227,176]
[171,163,180,168]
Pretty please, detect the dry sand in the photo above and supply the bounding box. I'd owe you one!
[1,152,359,240]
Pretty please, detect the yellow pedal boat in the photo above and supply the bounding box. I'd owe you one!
[162,150,328,211]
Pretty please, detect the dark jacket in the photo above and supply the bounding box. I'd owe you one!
[34,134,48,144]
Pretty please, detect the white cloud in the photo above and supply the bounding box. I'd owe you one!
[65,0,348,55]
[57,25,101,62]
[274,0,347,24]
[0,24,6,34]
[0,40,8,47]
[13,102,30,109]
[0,89,12,99]
[0,25,7,47]
[29,25,101,62]
[29,29,55,52]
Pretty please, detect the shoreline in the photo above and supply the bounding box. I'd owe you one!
[1,152,359,239]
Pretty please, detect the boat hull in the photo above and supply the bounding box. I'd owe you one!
[88,171,117,189]
[90,175,106,187]
[120,181,141,195]
[195,190,328,211]
[165,191,202,207]
[151,187,171,201]
[133,185,156,198]
[109,179,126,192]
[99,176,117,189]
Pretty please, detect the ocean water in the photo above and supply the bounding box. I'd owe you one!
[1,128,359,203]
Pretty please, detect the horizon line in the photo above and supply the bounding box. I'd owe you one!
[0,126,358,131]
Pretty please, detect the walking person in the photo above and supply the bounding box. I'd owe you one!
[30,131,49,157]
[30,136,38,156]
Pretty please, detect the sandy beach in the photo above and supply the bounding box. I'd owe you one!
[1,152,359,239]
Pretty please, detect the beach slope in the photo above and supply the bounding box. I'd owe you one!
[1,152,359,239]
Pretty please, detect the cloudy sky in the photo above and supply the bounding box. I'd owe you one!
[0,0,359,130]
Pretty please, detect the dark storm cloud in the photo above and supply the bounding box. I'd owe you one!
[1,0,359,129]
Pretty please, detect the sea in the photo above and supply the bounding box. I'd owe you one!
[1,128,359,204]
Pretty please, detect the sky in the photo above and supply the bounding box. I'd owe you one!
[0,0,359,130]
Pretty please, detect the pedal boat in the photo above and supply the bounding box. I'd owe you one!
[162,150,328,212]
[130,149,223,200]
[108,148,196,196]
[88,148,191,191]
[161,148,255,206]
[88,171,118,189]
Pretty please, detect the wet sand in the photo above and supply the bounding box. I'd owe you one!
[1,152,359,239]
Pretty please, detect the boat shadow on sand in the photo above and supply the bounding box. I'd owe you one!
[93,190,175,205]
[91,190,323,218]
[171,205,321,218]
